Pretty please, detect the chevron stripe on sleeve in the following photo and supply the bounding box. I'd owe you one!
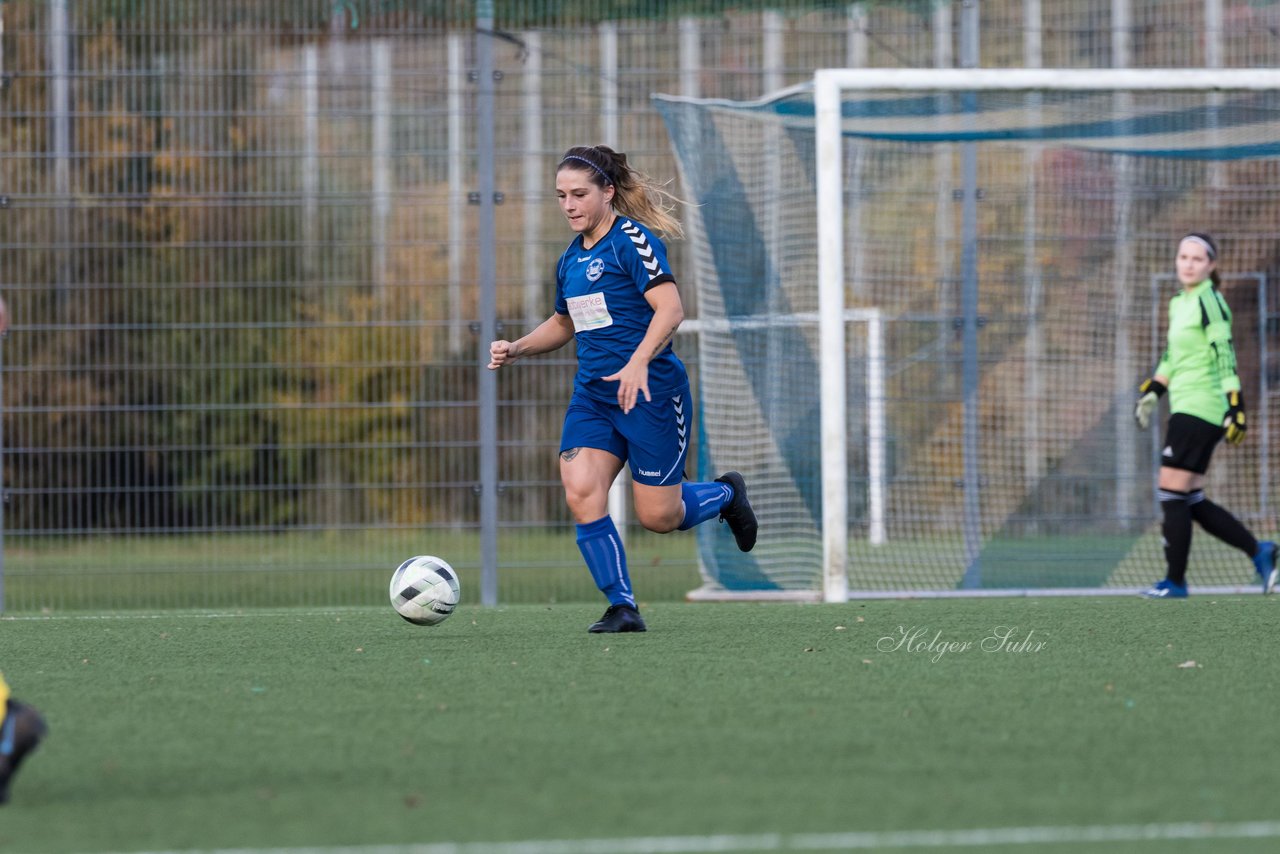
[619,220,675,289]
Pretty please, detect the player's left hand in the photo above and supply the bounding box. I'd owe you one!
[602,360,651,414]
[1223,390,1247,445]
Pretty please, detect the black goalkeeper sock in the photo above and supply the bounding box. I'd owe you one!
[1160,489,1193,587]
[1188,491,1258,557]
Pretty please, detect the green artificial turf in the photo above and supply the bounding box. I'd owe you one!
[1,596,1278,853]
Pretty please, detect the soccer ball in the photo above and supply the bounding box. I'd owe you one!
[389,555,461,626]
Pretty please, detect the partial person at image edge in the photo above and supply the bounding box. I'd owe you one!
[0,302,50,806]
[0,673,48,804]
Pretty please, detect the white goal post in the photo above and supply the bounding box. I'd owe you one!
[814,68,1280,603]
[684,308,888,592]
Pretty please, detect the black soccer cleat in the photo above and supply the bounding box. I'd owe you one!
[588,604,647,634]
[0,699,48,805]
[715,471,758,552]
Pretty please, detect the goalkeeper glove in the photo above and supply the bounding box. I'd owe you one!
[1223,390,1247,445]
[1134,378,1166,430]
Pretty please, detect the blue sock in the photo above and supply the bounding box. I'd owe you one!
[677,481,734,531]
[576,515,635,607]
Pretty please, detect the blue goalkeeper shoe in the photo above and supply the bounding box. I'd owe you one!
[0,700,47,805]
[1253,541,1278,595]
[1140,579,1188,599]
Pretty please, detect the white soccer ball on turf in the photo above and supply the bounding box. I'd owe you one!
[389,555,461,626]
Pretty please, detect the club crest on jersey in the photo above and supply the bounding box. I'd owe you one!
[586,258,605,282]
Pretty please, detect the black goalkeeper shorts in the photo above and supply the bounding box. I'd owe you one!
[1161,412,1225,475]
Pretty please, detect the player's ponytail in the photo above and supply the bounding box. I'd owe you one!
[1182,231,1221,287]
[557,145,684,240]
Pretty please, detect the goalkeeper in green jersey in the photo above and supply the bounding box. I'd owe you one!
[1134,233,1277,598]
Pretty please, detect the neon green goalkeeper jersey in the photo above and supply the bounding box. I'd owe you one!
[1155,278,1241,425]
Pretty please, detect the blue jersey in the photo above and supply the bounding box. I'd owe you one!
[554,217,688,403]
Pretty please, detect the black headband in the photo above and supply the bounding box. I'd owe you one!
[1182,235,1217,260]
[561,154,612,185]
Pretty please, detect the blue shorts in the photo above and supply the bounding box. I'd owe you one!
[560,388,690,486]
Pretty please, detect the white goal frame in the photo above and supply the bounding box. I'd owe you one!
[682,310,886,600]
[814,67,1280,603]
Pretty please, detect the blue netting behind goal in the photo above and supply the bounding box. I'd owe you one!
[657,83,1280,595]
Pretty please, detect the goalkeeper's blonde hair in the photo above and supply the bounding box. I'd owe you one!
[557,145,684,241]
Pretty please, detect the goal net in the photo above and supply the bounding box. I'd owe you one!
[656,69,1280,601]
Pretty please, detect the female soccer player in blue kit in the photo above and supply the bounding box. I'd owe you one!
[488,145,757,632]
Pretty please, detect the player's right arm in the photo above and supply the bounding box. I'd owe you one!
[487,312,575,370]
[1135,308,1174,430]
[1134,348,1170,430]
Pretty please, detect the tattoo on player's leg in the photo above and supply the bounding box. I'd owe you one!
[560,447,581,462]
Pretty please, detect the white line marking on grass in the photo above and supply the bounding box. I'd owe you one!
[791,820,1280,848]
[93,820,1280,854]
[846,584,1265,599]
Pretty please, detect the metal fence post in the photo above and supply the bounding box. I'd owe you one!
[0,330,5,614]
[477,0,499,606]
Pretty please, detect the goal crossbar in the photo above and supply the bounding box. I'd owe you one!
[814,67,1280,93]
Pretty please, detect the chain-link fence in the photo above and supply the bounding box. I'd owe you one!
[4,0,1280,611]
